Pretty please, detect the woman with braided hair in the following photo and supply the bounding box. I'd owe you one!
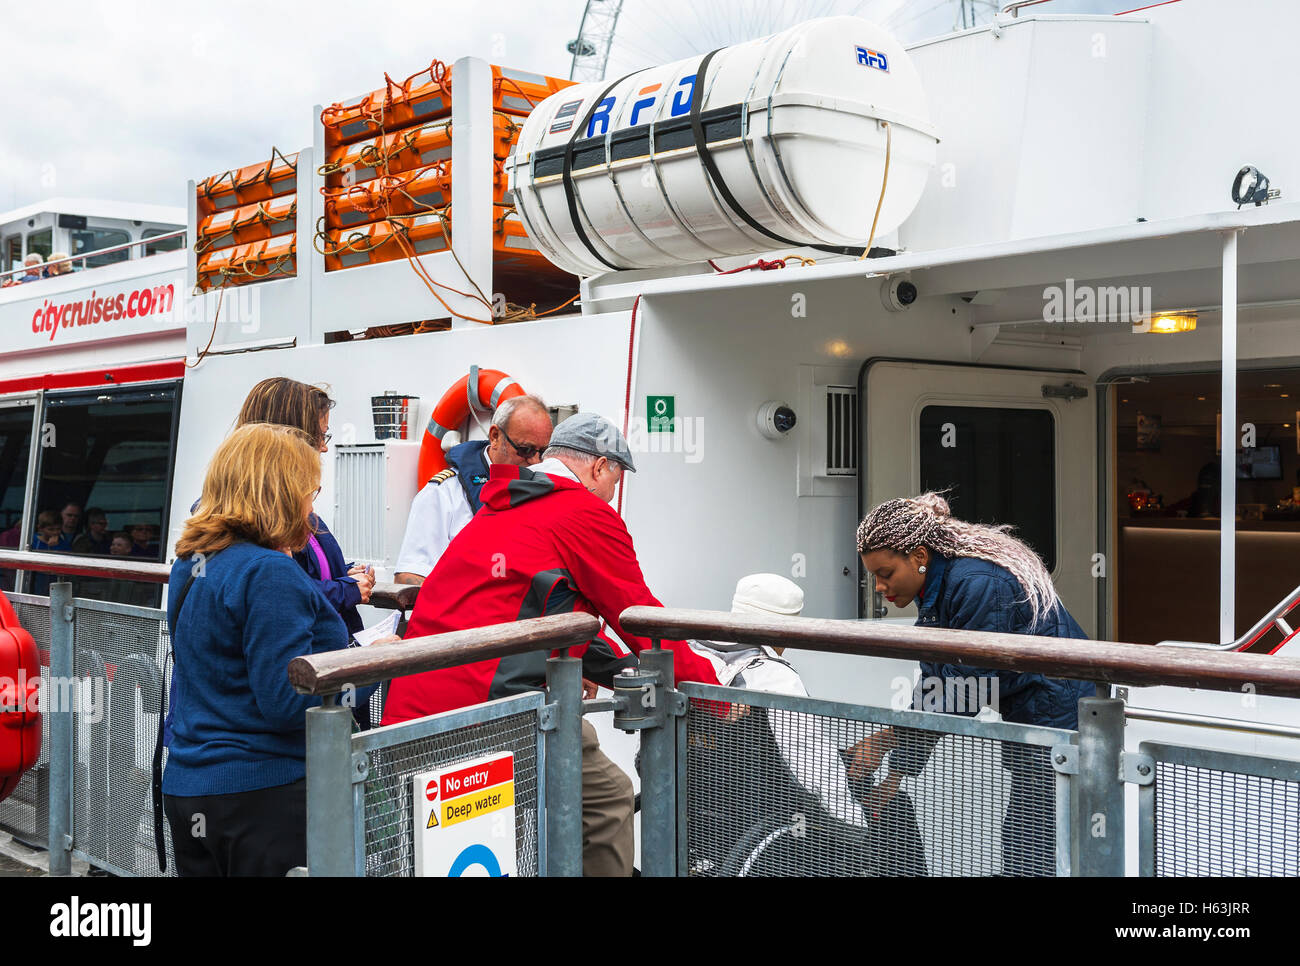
[848,492,1095,876]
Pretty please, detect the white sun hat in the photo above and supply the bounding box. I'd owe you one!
[730,573,804,618]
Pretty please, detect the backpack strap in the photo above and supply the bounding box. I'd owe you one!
[152,555,210,873]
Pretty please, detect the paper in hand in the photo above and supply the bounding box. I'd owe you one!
[351,609,401,647]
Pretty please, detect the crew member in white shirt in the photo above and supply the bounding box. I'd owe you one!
[393,394,553,585]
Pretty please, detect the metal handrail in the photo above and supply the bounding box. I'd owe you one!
[618,606,1300,699]
[0,549,170,582]
[1157,582,1300,653]
[0,228,186,283]
[1001,0,1055,15]
[288,612,601,695]
[1123,706,1300,740]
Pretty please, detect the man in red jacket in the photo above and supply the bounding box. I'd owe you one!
[382,412,719,875]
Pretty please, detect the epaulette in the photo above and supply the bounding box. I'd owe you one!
[429,468,457,485]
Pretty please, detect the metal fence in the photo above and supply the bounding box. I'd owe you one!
[680,683,1074,877]
[0,586,175,876]
[1139,741,1300,877]
[350,694,545,877]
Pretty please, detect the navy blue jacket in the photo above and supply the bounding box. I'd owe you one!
[162,542,375,796]
[292,514,363,636]
[443,439,491,513]
[892,554,1096,776]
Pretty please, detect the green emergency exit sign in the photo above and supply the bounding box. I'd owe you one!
[647,395,675,433]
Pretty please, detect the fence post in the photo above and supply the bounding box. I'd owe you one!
[1072,696,1126,876]
[635,645,676,877]
[544,655,583,876]
[305,700,357,876]
[47,582,74,876]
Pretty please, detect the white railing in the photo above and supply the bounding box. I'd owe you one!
[1158,582,1300,654]
[0,228,186,285]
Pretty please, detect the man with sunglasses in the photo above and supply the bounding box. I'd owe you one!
[394,394,553,586]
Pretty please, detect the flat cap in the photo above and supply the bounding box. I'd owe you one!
[550,412,636,472]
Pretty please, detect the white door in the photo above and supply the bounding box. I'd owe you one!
[861,360,1096,635]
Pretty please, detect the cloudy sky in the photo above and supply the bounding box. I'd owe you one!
[0,0,1126,214]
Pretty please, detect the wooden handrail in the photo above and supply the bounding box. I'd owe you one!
[0,549,170,583]
[619,607,1300,699]
[288,612,601,695]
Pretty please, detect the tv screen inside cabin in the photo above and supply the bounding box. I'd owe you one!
[1237,445,1282,479]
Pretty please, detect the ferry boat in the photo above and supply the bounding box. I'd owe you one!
[1,0,1297,879]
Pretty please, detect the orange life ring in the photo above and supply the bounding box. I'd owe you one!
[417,366,525,489]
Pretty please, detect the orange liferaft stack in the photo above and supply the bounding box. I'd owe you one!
[315,58,576,315]
[195,148,299,291]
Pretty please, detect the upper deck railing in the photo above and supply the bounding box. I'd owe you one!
[0,228,186,286]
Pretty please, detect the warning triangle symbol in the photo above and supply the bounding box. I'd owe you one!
[427,809,439,829]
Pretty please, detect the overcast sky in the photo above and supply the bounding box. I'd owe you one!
[0,0,1125,214]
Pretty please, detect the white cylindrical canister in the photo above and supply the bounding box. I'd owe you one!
[507,16,938,277]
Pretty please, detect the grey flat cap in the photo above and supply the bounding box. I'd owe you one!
[550,412,637,472]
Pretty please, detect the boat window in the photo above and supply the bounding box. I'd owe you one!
[27,228,52,263]
[3,236,21,273]
[70,227,130,269]
[0,403,35,592]
[142,228,183,255]
[919,404,1057,573]
[28,383,180,604]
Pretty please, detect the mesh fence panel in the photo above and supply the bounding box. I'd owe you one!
[71,602,175,876]
[359,709,541,877]
[685,696,1060,877]
[1152,759,1300,877]
[0,595,50,847]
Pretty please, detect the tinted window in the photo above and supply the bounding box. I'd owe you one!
[0,404,34,591]
[32,384,179,604]
[27,228,52,261]
[70,228,130,268]
[919,405,1057,572]
[143,229,183,255]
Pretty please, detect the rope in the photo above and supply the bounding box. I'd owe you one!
[857,121,892,261]
[185,286,223,369]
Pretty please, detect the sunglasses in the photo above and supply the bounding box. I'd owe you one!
[500,426,544,461]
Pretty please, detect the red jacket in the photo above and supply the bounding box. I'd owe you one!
[381,463,720,724]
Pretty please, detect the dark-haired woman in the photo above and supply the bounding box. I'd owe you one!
[851,492,1095,876]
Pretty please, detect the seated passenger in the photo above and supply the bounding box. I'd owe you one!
[17,254,44,283]
[71,508,111,555]
[685,574,927,876]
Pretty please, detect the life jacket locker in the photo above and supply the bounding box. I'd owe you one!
[323,162,510,231]
[197,195,297,252]
[320,63,573,149]
[197,151,299,217]
[323,115,518,189]
[0,594,41,804]
[196,236,297,291]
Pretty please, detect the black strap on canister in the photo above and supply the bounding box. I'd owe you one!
[688,47,866,259]
[561,73,638,272]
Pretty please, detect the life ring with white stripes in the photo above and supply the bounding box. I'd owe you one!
[417,366,525,488]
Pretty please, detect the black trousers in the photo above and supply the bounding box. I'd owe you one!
[163,779,306,877]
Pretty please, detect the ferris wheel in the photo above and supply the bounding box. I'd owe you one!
[565,0,1002,81]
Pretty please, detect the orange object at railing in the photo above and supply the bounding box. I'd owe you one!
[323,162,510,230]
[320,61,572,149]
[196,235,297,291]
[197,148,298,216]
[321,114,518,188]
[197,195,297,252]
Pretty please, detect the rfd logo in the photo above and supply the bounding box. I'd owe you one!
[856,46,889,72]
[586,73,698,137]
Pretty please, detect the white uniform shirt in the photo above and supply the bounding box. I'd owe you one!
[394,453,492,578]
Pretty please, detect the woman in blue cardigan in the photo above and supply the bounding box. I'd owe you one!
[163,422,377,876]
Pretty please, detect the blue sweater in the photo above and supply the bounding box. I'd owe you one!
[162,541,367,797]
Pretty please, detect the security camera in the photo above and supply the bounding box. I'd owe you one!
[882,276,918,312]
[757,401,797,440]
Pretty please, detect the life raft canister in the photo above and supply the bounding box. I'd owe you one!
[0,594,41,804]
[417,366,525,489]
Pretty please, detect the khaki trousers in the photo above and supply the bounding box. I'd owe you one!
[581,719,635,876]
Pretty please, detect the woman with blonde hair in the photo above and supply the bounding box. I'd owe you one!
[161,422,375,876]
[850,492,1095,876]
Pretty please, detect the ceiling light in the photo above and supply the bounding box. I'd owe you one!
[1147,312,1197,334]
